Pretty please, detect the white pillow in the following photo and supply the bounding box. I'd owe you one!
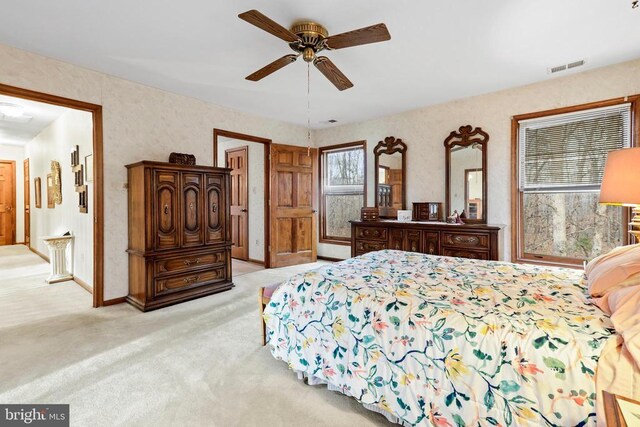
[585,244,640,297]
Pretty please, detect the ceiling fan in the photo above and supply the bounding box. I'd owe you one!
[238,10,391,91]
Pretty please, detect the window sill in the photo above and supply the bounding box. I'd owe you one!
[513,256,584,270]
[319,238,351,246]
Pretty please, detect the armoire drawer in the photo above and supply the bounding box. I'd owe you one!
[154,250,226,277]
[354,226,388,241]
[154,266,227,297]
[442,232,489,249]
[442,248,489,260]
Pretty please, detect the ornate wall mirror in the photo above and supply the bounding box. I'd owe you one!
[374,136,407,218]
[444,126,488,224]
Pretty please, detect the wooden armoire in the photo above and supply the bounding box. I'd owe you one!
[126,161,233,311]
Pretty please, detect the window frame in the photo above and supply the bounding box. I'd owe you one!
[511,95,640,268]
[319,141,367,245]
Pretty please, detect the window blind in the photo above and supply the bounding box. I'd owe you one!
[519,103,631,192]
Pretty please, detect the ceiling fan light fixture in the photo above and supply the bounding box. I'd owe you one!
[0,102,25,118]
[239,10,390,91]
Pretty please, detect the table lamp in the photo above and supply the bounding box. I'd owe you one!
[599,147,640,242]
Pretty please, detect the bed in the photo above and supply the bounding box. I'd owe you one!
[263,249,622,426]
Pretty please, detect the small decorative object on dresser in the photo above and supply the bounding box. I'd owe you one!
[412,202,442,221]
[169,152,196,165]
[360,207,379,222]
[397,210,412,222]
[126,161,233,311]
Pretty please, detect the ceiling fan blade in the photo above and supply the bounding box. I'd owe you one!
[314,56,353,91]
[238,10,301,43]
[246,54,299,81]
[324,23,391,50]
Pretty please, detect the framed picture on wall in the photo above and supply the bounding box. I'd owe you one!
[85,154,93,182]
[46,173,54,208]
[34,177,42,208]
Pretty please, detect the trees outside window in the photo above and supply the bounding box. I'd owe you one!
[513,100,637,267]
[319,142,366,244]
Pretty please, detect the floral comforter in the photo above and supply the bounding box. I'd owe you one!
[263,250,615,426]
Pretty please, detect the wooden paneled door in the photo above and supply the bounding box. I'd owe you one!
[226,147,249,260]
[270,144,317,267]
[0,161,16,246]
[24,159,30,247]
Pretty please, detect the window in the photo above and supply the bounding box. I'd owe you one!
[319,141,366,244]
[513,100,637,267]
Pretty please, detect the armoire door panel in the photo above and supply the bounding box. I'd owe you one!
[205,173,224,244]
[181,173,204,247]
[154,170,180,250]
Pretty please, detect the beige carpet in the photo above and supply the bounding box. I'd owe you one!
[0,246,389,427]
[232,259,265,277]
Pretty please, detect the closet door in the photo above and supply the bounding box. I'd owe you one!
[154,169,180,250]
[181,172,204,247]
[204,172,226,245]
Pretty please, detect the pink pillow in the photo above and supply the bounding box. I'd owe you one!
[603,285,640,368]
[585,244,640,297]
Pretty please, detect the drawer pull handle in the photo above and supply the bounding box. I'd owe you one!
[183,258,201,266]
[164,204,169,214]
[183,275,200,284]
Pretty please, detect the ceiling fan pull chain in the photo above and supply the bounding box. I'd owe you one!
[307,62,311,156]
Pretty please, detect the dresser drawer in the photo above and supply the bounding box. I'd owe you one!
[442,248,489,260]
[154,266,226,297]
[442,232,489,249]
[355,226,388,241]
[355,239,387,255]
[155,250,226,277]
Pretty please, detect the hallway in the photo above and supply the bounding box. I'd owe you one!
[0,244,91,328]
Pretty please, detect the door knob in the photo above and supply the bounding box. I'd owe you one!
[312,209,317,213]
[241,209,248,212]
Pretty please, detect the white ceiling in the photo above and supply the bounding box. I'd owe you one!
[0,95,68,146]
[0,1,638,129]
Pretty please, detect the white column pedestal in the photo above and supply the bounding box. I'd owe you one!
[42,235,74,284]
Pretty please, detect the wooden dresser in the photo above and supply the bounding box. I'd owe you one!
[351,220,503,260]
[126,161,233,311]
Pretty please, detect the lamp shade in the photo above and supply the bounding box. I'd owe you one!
[599,147,640,205]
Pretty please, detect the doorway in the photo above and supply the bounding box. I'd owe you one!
[0,84,104,307]
[214,129,269,270]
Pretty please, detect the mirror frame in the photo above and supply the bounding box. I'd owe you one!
[374,136,407,215]
[444,125,489,224]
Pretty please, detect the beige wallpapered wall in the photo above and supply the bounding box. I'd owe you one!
[314,58,640,260]
[0,43,308,300]
[3,41,640,296]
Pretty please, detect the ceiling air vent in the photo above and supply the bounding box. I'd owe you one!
[548,59,586,74]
